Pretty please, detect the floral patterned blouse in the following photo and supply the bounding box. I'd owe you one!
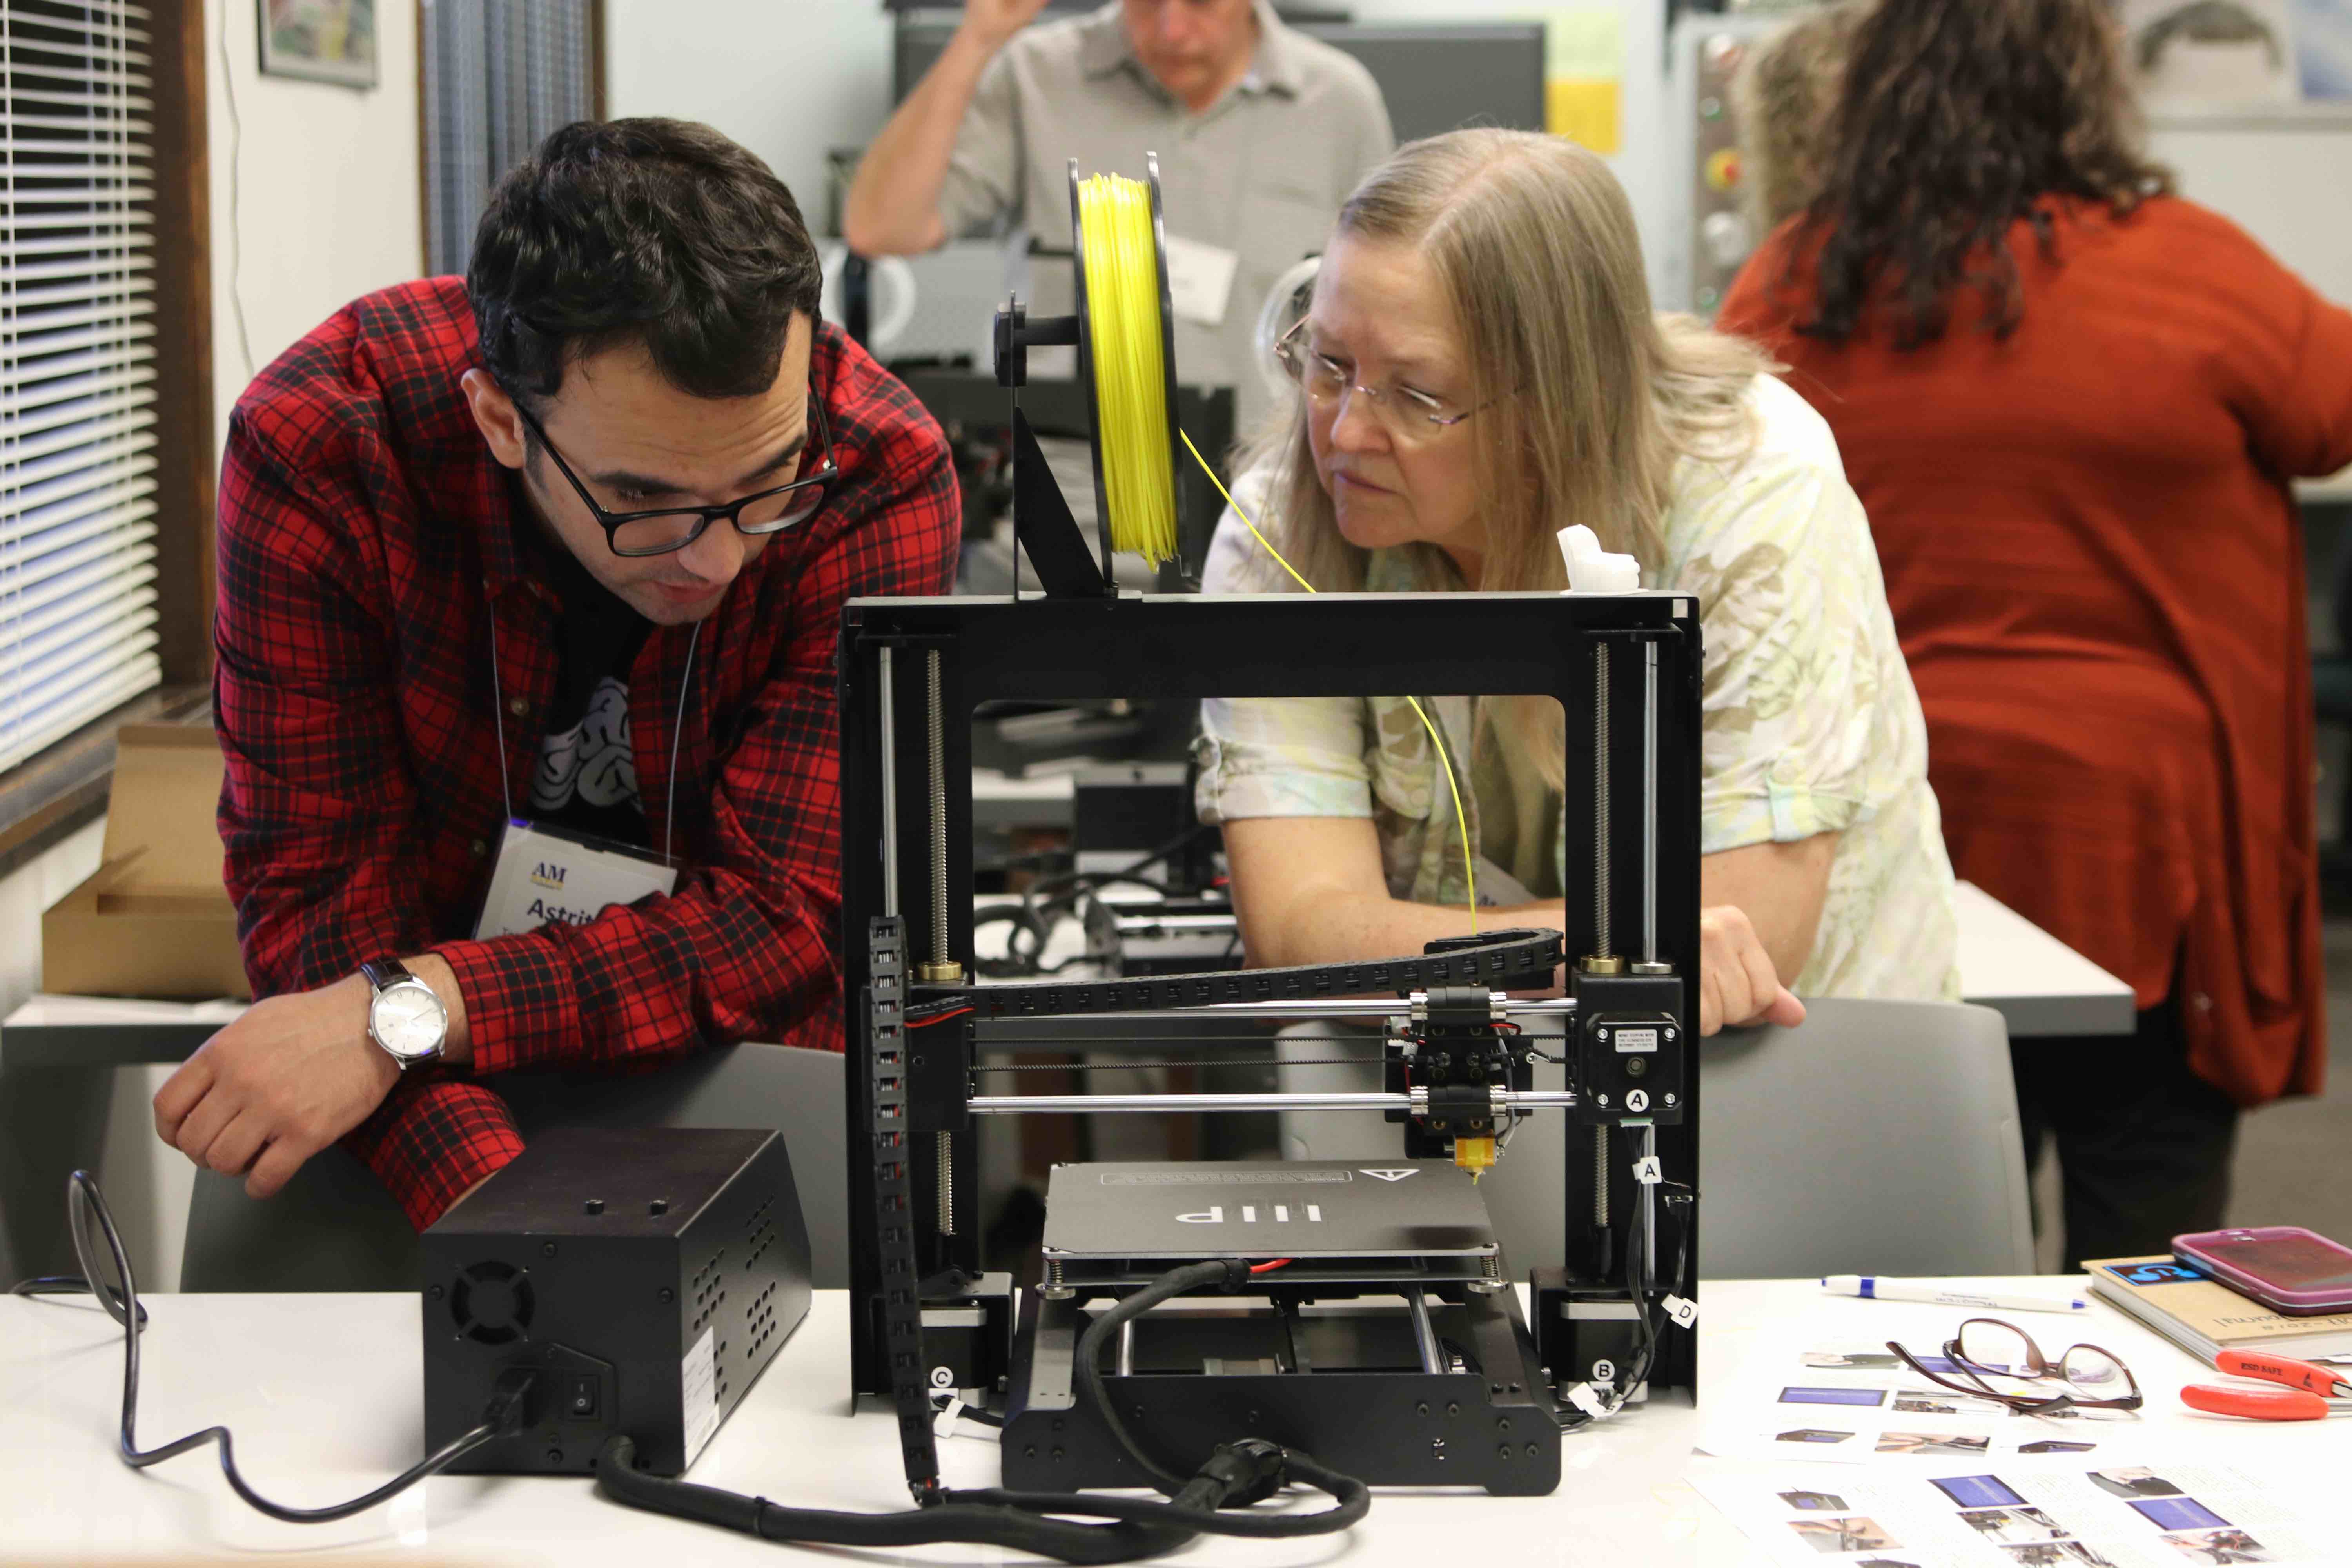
[1195,374,1961,1000]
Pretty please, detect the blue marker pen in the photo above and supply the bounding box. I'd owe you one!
[1821,1275,2087,1314]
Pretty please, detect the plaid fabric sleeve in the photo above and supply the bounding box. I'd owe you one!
[214,404,528,1224]
[428,379,960,1083]
[339,1079,524,1230]
[216,408,432,984]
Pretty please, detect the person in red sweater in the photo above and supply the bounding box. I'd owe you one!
[149,120,959,1230]
[1720,0,2352,1267]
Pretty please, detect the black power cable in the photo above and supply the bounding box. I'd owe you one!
[12,1272,146,1328]
[1072,1258,1243,1491]
[595,1431,1367,1564]
[18,1170,535,1523]
[592,1257,1368,1565]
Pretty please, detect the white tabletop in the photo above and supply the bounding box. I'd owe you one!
[2,1278,2338,1563]
[1951,881,2135,1038]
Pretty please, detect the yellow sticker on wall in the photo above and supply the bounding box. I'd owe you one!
[1546,7,1623,154]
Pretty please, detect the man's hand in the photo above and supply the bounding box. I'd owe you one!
[959,0,1050,52]
[153,975,399,1199]
[1697,904,1807,1036]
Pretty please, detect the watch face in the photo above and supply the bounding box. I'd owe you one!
[372,981,446,1060]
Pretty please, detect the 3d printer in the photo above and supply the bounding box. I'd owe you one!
[837,157,1705,1507]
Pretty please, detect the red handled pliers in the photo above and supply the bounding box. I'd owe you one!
[2181,1350,2352,1421]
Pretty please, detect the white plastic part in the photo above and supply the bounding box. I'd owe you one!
[1564,1381,1609,1418]
[1663,1294,1698,1329]
[1631,1154,1663,1186]
[1557,524,1641,592]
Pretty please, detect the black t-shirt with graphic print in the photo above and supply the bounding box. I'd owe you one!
[530,542,655,850]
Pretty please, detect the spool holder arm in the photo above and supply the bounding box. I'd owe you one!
[992,301,1111,599]
[992,299,1078,390]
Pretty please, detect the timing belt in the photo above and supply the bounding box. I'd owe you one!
[922,926,1564,1020]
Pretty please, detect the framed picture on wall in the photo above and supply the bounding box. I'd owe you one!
[2123,0,2300,108]
[258,0,378,89]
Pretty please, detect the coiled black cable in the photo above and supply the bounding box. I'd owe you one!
[1071,1258,1243,1491]
[595,1432,1366,1564]
[596,1436,1207,1563]
[592,1257,1368,1564]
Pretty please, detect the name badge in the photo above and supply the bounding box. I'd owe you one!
[475,819,679,940]
[1163,234,1240,328]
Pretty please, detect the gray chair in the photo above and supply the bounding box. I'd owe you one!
[180,1042,849,1292]
[1279,997,2034,1281]
[1693,998,2033,1278]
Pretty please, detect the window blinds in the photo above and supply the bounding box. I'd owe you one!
[0,0,159,773]
[421,0,595,279]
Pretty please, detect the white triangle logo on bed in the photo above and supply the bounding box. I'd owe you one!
[1359,1168,1417,1182]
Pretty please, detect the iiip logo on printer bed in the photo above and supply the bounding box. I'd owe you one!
[1174,1169,1416,1222]
[1176,1203,1329,1224]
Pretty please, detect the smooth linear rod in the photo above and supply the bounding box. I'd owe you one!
[964,996,1581,1024]
[965,1089,1583,1116]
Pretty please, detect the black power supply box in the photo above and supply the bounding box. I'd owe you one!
[422,1125,811,1476]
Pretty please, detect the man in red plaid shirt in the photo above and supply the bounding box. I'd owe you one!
[151,120,958,1229]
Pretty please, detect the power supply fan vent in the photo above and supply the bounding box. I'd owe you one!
[747,1280,781,1359]
[448,1259,536,1345]
[744,1197,777,1274]
[690,1248,728,1337]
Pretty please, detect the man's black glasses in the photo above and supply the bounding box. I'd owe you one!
[517,396,838,558]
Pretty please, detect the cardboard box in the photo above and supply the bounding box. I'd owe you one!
[42,724,251,1000]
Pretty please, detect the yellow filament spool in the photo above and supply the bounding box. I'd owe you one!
[1074,172,1181,567]
[1068,158,1481,937]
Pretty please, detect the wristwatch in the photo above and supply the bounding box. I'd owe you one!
[360,958,448,1070]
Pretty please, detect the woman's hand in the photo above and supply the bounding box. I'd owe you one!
[1698,904,1807,1035]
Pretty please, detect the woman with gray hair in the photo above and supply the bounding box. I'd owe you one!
[1196,129,1959,1037]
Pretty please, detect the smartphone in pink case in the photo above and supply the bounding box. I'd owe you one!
[2171,1227,2352,1316]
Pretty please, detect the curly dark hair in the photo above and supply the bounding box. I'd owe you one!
[1792,0,2173,348]
[467,118,822,407]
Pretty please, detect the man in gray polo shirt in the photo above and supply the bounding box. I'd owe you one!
[845,0,1392,425]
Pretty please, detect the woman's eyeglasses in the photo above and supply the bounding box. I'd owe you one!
[517,396,838,559]
[1888,1318,2141,1417]
[1273,318,1500,444]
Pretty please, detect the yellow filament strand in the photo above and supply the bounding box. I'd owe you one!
[1075,174,1180,566]
[1178,429,1478,934]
